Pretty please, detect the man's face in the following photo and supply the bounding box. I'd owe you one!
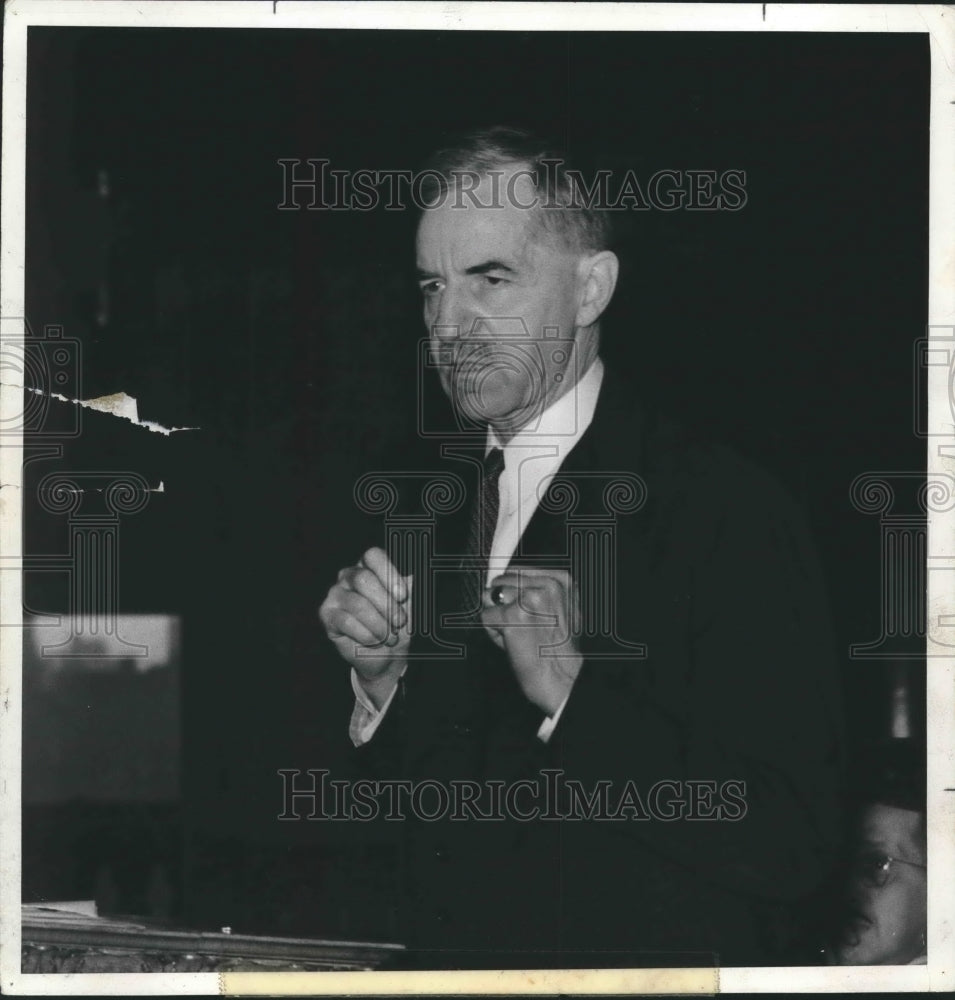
[835,803,927,965]
[415,168,590,434]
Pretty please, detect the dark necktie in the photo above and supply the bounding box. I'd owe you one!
[460,447,505,619]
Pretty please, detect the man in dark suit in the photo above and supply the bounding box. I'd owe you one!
[318,127,843,969]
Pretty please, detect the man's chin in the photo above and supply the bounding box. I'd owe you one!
[833,917,922,965]
[452,383,540,428]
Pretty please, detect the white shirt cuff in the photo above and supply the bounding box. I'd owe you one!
[349,668,402,747]
[536,693,571,743]
[351,672,569,746]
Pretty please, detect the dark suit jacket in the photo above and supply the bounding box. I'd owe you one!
[353,370,844,970]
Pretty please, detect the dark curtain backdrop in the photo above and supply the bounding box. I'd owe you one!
[23,27,928,939]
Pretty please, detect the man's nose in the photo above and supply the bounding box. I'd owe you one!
[431,286,470,340]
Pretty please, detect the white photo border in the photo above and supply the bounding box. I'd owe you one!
[1,2,952,995]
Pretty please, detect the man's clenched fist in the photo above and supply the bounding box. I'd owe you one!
[480,567,583,716]
[318,547,412,710]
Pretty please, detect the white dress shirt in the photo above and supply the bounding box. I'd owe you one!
[350,356,605,747]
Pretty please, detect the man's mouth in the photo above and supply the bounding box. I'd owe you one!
[433,343,485,372]
[444,346,509,388]
[838,910,873,948]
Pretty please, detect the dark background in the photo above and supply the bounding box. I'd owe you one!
[22,27,928,943]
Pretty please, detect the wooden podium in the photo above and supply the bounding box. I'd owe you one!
[22,903,404,973]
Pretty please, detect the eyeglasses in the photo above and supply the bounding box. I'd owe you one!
[851,852,927,889]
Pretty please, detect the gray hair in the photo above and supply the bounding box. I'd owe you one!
[419,126,613,254]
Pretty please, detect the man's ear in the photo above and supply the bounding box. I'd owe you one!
[575,251,619,329]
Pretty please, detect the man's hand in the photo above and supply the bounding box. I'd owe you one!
[318,547,412,710]
[480,568,583,716]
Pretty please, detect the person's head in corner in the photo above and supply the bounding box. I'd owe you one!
[415,126,618,442]
[834,739,927,965]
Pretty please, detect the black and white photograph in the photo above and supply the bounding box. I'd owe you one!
[1,2,953,994]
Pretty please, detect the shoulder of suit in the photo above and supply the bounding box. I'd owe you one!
[638,405,804,528]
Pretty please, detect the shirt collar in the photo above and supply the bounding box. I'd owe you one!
[487,356,604,456]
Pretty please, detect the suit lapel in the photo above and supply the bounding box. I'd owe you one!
[510,369,653,664]
[512,367,648,565]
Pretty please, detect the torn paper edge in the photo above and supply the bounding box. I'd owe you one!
[24,388,198,437]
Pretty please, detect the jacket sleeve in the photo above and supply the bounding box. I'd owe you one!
[348,671,408,779]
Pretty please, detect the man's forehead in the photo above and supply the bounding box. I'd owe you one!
[420,165,536,223]
[861,802,925,855]
[417,200,538,270]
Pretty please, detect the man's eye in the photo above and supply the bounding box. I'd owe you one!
[483,275,507,287]
[420,281,443,296]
